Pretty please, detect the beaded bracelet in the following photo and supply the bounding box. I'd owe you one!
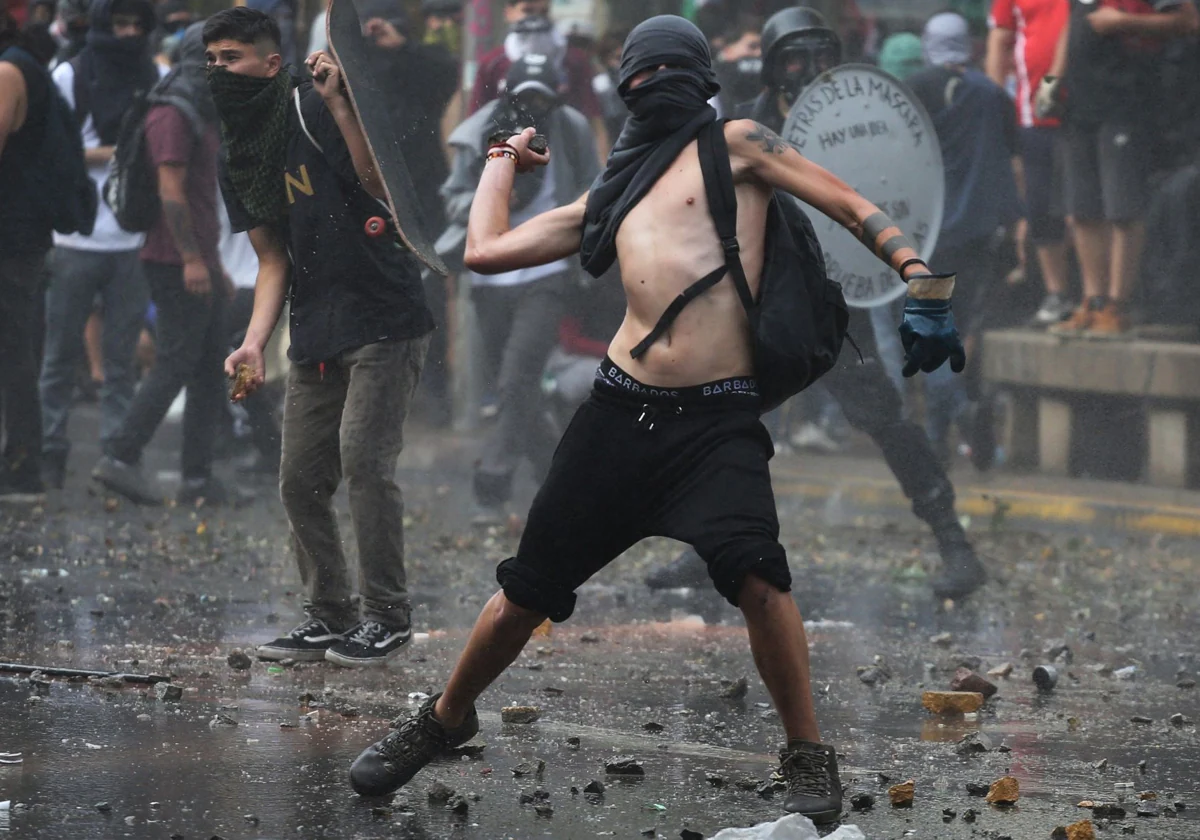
[486,147,519,164]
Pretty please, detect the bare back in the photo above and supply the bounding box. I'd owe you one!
[608,125,771,388]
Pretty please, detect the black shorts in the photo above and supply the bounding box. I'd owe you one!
[1064,122,1151,223]
[496,359,791,621]
[1019,126,1067,244]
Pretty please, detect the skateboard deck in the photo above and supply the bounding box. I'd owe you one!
[325,0,448,275]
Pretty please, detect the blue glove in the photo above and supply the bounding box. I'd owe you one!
[898,272,967,378]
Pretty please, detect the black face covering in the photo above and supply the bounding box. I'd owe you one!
[580,15,720,278]
[77,0,158,144]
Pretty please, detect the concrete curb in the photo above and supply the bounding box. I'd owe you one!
[772,472,1200,538]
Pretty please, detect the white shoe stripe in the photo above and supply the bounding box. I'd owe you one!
[372,632,410,649]
[301,634,341,643]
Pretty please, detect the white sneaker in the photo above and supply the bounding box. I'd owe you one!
[790,422,843,454]
[1033,294,1073,326]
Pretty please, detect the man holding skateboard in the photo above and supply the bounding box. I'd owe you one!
[348,16,965,825]
[204,7,434,667]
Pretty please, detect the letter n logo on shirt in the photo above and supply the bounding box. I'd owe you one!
[284,165,314,205]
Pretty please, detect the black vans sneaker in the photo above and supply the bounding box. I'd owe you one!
[257,617,346,662]
[349,692,478,797]
[324,619,412,667]
[780,740,843,825]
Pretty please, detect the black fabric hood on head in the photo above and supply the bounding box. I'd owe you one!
[580,15,720,278]
[148,21,216,133]
[78,0,159,144]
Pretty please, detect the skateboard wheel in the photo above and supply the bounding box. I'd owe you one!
[364,216,386,237]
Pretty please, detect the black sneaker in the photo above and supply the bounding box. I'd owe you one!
[325,619,412,667]
[349,692,479,797]
[92,456,163,506]
[644,547,710,590]
[0,468,46,505]
[780,740,843,825]
[931,523,987,600]
[257,617,346,662]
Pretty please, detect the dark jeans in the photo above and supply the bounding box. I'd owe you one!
[105,261,227,481]
[228,287,282,463]
[0,253,49,480]
[40,247,148,460]
[279,336,429,628]
[825,306,958,528]
[471,277,566,505]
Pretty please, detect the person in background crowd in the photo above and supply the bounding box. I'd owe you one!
[92,22,238,506]
[422,0,462,55]
[26,0,55,26]
[208,7,434,667]
[0,14,55,501]
[360,0,459,421]
[987,0,1074,327]
[469,0,608,159]
[155,0,194,67]
[713,13,763,117]
[592,29,628,150]
[52,0,90,64]
[39,0,158,492]
[1050,0,1199,337]
[878,31,924,80]
[20,19,58,65]
[647,5,987,602]
[908,11,1022,465]
[441,53,599,523]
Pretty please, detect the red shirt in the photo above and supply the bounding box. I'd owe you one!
[140,104,221,270]
[468,44,601,119]
[989,0,1070,128]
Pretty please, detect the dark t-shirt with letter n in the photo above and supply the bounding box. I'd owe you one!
[219,82,433,366]
[1065,0,1184,125]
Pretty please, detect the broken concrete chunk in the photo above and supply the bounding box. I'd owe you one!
[564,736,581,750]
[888,780,915,807]
[962,808,979,823]
[704,773,725,788]
[445,795,469,815]
[956,732,993,756]
[501,706,541,724]
[857,666,888,686]
[922,691,985,715]
[951,668,998,699]
[95,802,112,812]
[1169,713,1191,726]
[426,781,455,804]
[534,804,553,818]
[642,722,665,733]
[987,662,1014,678]
[1114,666,1138,680]
[154,682,183,702]
[583,780,605,795]
[849,793,875,811]
[1051,820,1096,840]
[720,678,749,699]
[605,756,644,776]
[1090,803,1126,818]
[226,651,252,670]
[965,782,990,796]
[1137,801,1159,818]
[930,632,953,646]
[680,830,703,840]
[1130,715,1152,724]
[986,775,1020,805]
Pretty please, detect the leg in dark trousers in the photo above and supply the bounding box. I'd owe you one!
[103,262,225,481]
[0,254,49,486]
[472,277,566,506]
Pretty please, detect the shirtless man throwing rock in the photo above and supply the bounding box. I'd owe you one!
[347,16,965,825]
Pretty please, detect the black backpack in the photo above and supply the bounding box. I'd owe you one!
[630,120,849,413]
[101,89,161,233]
[1,46,97,236]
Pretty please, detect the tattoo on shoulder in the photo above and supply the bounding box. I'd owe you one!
[746,123,789,155]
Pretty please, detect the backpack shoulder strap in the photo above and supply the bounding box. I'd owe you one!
[629,120,756,360]
[293,86,323,153]
[698,119,756,316]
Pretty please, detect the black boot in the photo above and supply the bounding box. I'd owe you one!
[931,520,986,599]
[644,547,710,590]
[779,740,843,824]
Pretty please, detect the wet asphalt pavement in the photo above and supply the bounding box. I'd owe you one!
[0,405,1198,839]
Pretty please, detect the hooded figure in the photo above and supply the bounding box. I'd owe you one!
[75,0,158,145]
[921,12,972,68]
[53,0,90,63]
[148,21,215,135]
[878,32,924,81]
[580,15,719,277]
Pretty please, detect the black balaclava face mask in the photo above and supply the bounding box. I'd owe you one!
[80,0,157,144]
